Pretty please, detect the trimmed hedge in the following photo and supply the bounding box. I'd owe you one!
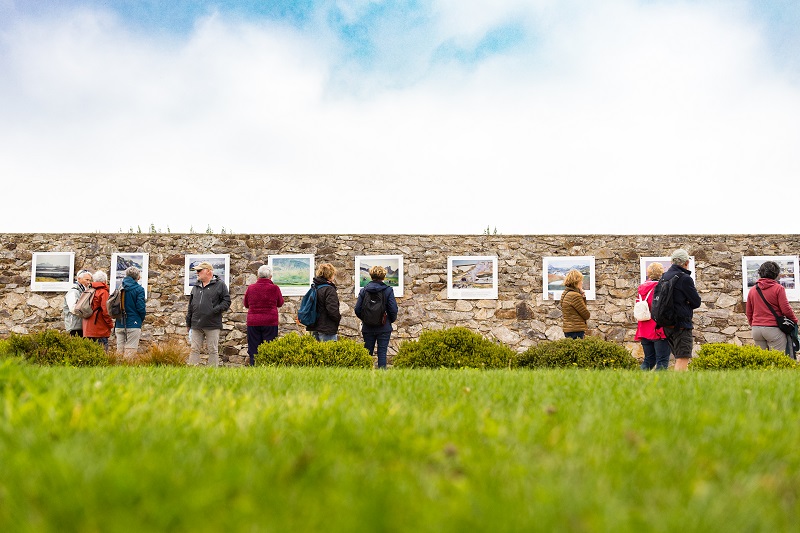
[516,336,638,369]
[0,329,109,366]
[392,327,516,369]
[255,332,373,368]
[690,343,799,370]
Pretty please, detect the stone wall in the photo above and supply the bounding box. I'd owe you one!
[1,233,796,366]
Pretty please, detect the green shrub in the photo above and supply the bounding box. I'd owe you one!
[255,332,373,368]
[392,327,516,369]
[1,330,109,367]
[516,336,638,369]
[691,343,800,370]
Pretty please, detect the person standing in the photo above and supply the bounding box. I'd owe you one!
[660,249,702,371]
[63,269,93,336]
[83,271,114,349]
[243,265,284,366]
[746,260,797,357]
[114,266,147,361]
[636,262,671,370]
[561,269,590,339]
[186,261,231,367]
[306,263,340,342]
[355,265,399,369]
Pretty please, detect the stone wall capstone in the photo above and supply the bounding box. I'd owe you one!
[2,233,794,366]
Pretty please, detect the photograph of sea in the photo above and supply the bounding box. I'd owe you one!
[31,252,74,292]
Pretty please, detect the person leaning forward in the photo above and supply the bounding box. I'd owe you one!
[660,249,702,371]
[186,261,231,367]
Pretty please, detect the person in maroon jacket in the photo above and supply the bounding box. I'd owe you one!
[746,260,797,357]
[243,265,284,366]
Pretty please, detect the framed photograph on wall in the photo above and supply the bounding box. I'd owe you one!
[447,256,498,299]
[30,252,75,292]
[639,256,696,284]
[542,256,596,300]
[184,254,230,296]
[110,253,149,297]
[741,255,799,302]
[354,255,403,297]
[268,254,314,297]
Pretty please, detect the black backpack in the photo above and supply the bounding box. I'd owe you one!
[651,273,682,328]
[360,289,387,327]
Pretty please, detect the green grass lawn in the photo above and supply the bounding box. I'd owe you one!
[1,359,799,532]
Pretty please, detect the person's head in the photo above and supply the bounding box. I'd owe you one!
[194,261,214,284]
[316,263,336,281]
[76,269,93,287]
[563,269,583,289]
[757,261,781,280]
[369,265,387,281]
[671,249,690,266]
[646,262,664,281]
[125,266,141,281]
[257,265,273,279]
[92,270,108,284]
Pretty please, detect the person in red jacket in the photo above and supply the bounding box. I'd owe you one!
[243,265,284,366]
[82,271,114,350]
[635,262,671,370]
[746,261,797,357]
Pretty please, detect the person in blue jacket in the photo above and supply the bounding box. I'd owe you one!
[115,266,147,360]
[355,265,399,369]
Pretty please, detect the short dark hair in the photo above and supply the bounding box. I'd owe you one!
[757,261,781,280]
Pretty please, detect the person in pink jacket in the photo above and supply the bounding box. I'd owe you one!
[635,262,671,370]
[243,265,284,366]
[746,261,797,357]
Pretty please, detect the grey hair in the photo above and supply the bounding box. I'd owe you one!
[125,266,141,280]
[671,249,690,265]
[76,269,92,280]
[257,265,273,279]
[92,270,108,283]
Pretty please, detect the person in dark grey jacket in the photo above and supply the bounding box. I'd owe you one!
[186,261,231,366]
[660,249,702,371]
[306,263,340,341]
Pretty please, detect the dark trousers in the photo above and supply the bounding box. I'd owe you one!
[640,338,671,370]
[247,326,278,366]
[564,331,585,339]
[363,331,391,369]
[68,330,83,337]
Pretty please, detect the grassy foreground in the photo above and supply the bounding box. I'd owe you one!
[1,359,799,532]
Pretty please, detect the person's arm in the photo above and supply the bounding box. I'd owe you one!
[776,287,797,323]
[574,293,591,321]
[323,287,341,322]
[276,287,284,308]
[745,291,755,325]
[135,287,146,320]
[386,289,398,323]
[216,283,232,314]
[65,288,79,313]
[685,277,702,309]
[354,289,364,319]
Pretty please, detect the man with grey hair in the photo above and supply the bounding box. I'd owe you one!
[114,266,147,360]
[63,269,93,336]
[186,261,231,367]
[660,248,702,371]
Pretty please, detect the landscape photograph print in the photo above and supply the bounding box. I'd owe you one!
[30,251,75,292]
[447,256,498,300]
[639,256,696,284]
[741,255,799,302]
[183,254,230,296]
[542,256,596,300]
[354,255,403,297]
[110,253,149,297]
[268,254,314,297]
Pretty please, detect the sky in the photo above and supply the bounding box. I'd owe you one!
[1,0,799,236]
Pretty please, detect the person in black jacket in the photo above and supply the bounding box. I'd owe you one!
[355,265,399,369]
[186,261,231,366]
[660,249,702,371]
[307,263,340,341]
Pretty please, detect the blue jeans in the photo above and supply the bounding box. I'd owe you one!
[313,332,338,342]
[564,331,585,339]
[363,331,391,369]
[641,338,671,370]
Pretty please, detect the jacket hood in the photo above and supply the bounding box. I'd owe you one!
[122,276,140,289]
[365,281,390,293]
[756,278,780,290]
[313,276,335,287]
[90,281,108,290]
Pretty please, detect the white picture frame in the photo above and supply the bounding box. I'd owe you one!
[268,254,314,297]
[447,256,498,300]
[184,254,230,296]
[542,256,596,301]
[639,256,696,284]
[30,252,75,292]
[354,255,403,297]
[110,253,149,297]
[741,255,799,302]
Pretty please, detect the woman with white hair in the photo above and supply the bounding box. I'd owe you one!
[115,266,147,360]
[82,270,114,350]
[243,264,284,365]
